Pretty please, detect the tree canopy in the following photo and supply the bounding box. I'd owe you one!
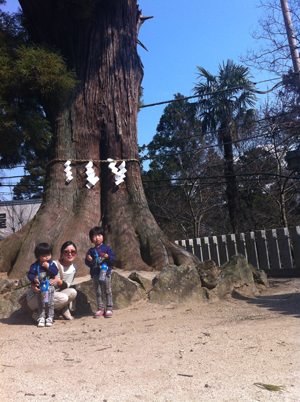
[0,5,76,169]
[193,60,257,233]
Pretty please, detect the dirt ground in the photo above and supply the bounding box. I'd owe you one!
[0,274,299,402]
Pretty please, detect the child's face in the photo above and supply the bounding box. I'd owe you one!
[92,234,103,247]
[38,254,51,264]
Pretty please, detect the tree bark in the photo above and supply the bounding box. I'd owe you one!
[280,0,300,90]
[0,0,198,277]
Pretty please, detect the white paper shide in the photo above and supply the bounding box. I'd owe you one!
[85,161,99,188]
[64,160,73,183]
[107,158,127,186]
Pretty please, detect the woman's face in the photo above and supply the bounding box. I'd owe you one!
[61,245,77,265]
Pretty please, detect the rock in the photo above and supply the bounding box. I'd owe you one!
[74,271,146,314]
[148,264,207,304]
[196,260,219,289]
[0,288,29,318]
[249,265,269,287]
[73,280,97,315]
[0,278,18,294]
[128,272,153,292]
[216,254,260,298]
[0,275,32,318]
[16,276,31,289]
[0,259,269,319]
[111,271,146,308]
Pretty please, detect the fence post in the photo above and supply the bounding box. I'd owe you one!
[266,229,281,270]
[255,230,270,270]
[187,239,194,255]
[201,237,211,261]
[217,235,228,265]
[209,236,220,266]
[236,232,247,259]
[226,234,237,258]
[245,231,259,268]
[193,238,203,261]
[177,239,185,249]
[289,226,300,269]
[277,228,293,269]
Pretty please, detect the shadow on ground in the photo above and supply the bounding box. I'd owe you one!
[232,278,300,318]
[0,289,95,326]
[0,309,34,326]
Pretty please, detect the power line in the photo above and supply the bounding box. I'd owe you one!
[139,75,289,109]
[0,184,41,187]
[0,175,42,180]
[142,171,300,184]
[141,123,300,162]
[141,109,300,150]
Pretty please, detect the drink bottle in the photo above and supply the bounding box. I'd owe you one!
[39,272,49,303]
[99,263,108,282]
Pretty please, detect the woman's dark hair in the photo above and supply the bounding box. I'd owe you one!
[89,226,104,241]
[34,243,52,258]
[60,241,77,253]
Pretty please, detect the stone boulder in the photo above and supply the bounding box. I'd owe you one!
[216,254,262,298]
[0,258,270,319]
[148,264,208,305]
[74,271,147,315]
[196,260,219,289]
[250,265,269,288]
[128,271,153,293]
[0,278,18,294]
[0,276,31,318]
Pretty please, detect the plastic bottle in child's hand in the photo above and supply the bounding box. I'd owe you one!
[99,263,108,281]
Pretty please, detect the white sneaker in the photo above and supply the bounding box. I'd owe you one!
[37,318,45,327]
[45,317,54,327]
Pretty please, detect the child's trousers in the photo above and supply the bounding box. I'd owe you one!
[37,285,55,319]
[92,275,113,309]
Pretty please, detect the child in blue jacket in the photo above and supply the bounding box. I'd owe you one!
[85,227,115,318]
[28,243,58,327]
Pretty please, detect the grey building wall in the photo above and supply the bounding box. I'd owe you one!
[0,199,42,240]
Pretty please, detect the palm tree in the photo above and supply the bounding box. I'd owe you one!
[193,59,257,233]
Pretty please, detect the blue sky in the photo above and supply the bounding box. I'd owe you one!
[1,0,279,199]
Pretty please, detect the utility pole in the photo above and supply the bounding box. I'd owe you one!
[280,0,300,89]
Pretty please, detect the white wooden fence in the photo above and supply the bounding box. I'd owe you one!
[175,227,300,277]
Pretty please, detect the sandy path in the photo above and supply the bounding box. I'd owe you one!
[0,277,299,402]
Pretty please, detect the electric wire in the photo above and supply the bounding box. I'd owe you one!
[141,122,300,162]
[139,74,294,109]
[140,109,300,150]
[1,76,299,192]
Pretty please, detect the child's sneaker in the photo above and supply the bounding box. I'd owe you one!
[37,317,45,327]
[45,317,54,327]
[105,308,113,318]
[94,308,105,318]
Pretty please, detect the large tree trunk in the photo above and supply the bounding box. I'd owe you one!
[0,0,198,278]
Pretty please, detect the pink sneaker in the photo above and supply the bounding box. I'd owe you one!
[94,308,105,318]
[105,308,113,318]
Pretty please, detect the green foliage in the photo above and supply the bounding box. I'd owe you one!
[142,94,227,239]
[193,60,257,233]
[194,59,257,145]
[145,94,202,174]
[0,8,76,169]
[13,161,46,199]
[14,45,76,99]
